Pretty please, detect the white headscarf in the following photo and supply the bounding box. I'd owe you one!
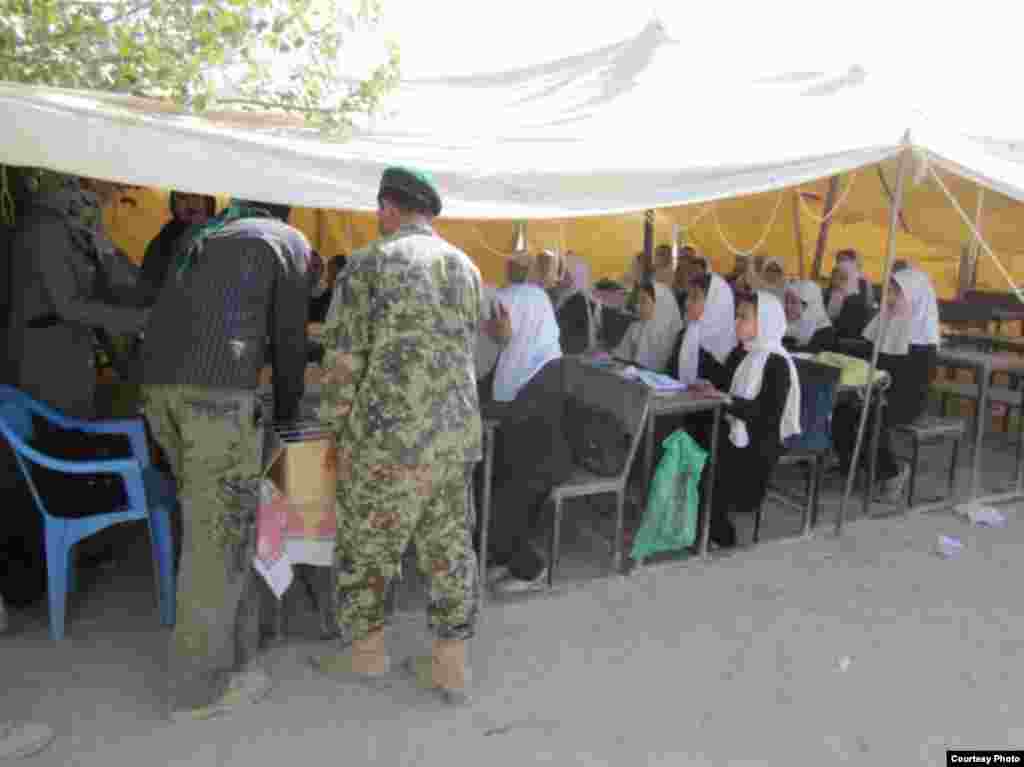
[615,281,683,373]
[554,253,594,310]
[759,257,787,298]
[827,260,862,319]
[676,273,737,385]
[907,267,941,346]
[492,283,562,402]
[475,284,502,379]
[862,270,917,356]
[785,280,832,347]
[551,254,602,350]
[727,291,802,448]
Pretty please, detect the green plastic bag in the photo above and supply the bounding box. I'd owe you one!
[630,430,706,564]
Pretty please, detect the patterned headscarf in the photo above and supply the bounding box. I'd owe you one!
[27,171,117,263]
[174,199,274,281]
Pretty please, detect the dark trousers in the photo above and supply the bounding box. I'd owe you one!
[705,438,781,548]
[485,478,549,580]
[832,345,935,482]
[832,402,901,482]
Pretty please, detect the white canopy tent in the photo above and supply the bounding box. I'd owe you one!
[6,17,1024,535]
[0,21,931,219]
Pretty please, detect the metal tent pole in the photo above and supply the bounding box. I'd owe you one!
[835,146,913,535]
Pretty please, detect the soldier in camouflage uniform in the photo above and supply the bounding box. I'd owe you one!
[140,202,312,720]
[311,167,483,705]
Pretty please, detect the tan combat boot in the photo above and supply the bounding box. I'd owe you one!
[309,629,392,688]
[403,638,471,706]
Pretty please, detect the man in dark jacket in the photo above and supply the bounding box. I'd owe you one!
[139,199,311,721]
[138,191,217,307]
[6,172,150,418]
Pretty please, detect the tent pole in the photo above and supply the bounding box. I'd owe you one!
[836,144,912,536]
[792,189,806,279]
[810,175,840,280]
[968,187,985,292]
[643,209,655,276]
[877,165,912,234]
[514,220,527,252]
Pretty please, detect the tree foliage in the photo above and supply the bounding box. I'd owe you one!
[0,0,400,136]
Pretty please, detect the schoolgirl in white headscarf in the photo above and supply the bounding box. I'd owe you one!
[727,291,802,448]
[614,278,684,373]
[491,254,563,402]
[833,268,939,501]
[701,290,801,549]
[676,272,736,386]
[784,280,833,349]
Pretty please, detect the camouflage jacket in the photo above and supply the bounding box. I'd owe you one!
[318,222,483,466]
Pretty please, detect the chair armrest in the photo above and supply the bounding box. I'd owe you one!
[0,421,138,476]
[2,422,147,509]
[76,417,151,468]
[12,393,75,430]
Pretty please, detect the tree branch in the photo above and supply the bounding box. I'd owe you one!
[215,97,340,115]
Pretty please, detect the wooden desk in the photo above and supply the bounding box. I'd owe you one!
[641,390,728,557]
[936,345,1024,508]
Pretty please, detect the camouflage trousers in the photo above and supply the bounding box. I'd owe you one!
[141,384,266,711]
[334,458,478,643]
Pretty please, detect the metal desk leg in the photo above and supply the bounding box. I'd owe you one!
[479,426,494,606]
[697,403,721,558]
[868,391,884,518]
[643,410,657,489]
[1016,399,1024,495]
[967,363,991,502]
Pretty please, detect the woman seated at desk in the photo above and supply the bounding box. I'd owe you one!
[480,292,569,593]
[477,254,570,593]
[783,280,836,354]
[831,269,939,502]
[672,272,737,388]
[825,258,872,340]
[657,272,737,452]
[548,251,600,356]
[690,291,800,548]
[613,276,683,374]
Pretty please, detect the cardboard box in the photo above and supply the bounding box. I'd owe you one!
[268,437,337,504]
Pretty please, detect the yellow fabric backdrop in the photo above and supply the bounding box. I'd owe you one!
[103,162,1024,300]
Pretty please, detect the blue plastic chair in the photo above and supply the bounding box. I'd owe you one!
[0,385,176,640]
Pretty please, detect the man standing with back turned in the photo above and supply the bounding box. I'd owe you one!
[140,200,311,720]
[312,167,483,705]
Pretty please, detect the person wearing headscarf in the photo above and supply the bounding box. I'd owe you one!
[657,271,737,455]
[614,245,684,373]
[691,291,800,548]
[138,191,217,307]
[672,246,708,316]
[6,170,151,419]
[831,269,939,502]
[905,264,941,348]
[783,280,835,353]
[824,256,872,339]
[140,197,312,720]
[482,251,573,594]
[486,250,562,403]
[474,283,502,386]
[308,252,347,324]
[836,248,872,297]
[726,254,752,289]
[545,250,600,355]
[672,272,736,388]
[758,257,787,300]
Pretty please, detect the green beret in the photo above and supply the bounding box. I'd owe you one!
[379,166,442,217]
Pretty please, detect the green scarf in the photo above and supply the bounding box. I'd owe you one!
[174,200,274,281]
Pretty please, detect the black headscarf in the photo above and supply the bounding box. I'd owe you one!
[138,191,216,306]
